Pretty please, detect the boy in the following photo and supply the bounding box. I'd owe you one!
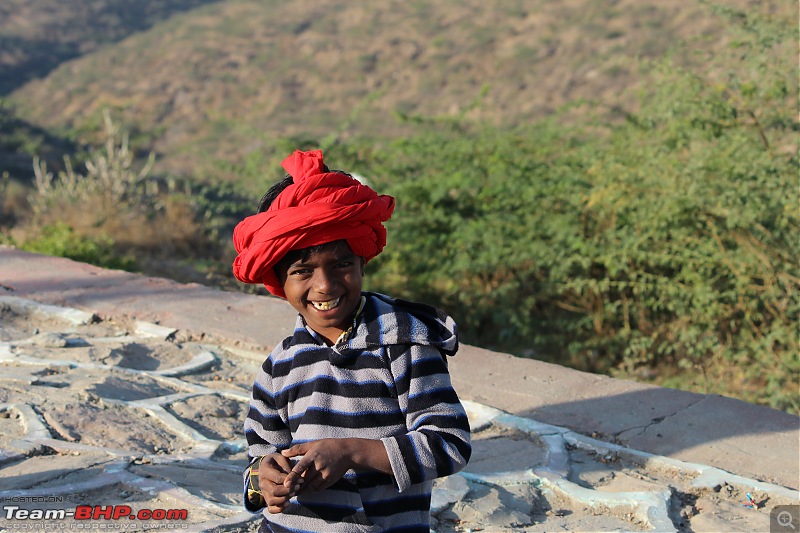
[232,149,471,532]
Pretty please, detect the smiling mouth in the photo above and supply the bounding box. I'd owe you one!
[310,297,341,311]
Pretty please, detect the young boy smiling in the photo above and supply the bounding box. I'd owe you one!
[276,240,366,346]
[232,150,471,532]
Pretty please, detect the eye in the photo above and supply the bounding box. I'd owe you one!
[289,268,311,277]
[336,261,354,269]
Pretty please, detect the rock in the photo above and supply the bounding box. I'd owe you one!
[29,332,68,348]
[445,484,533,528]
[431,474,470,514]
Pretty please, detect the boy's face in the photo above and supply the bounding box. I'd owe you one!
[276,240,365,345]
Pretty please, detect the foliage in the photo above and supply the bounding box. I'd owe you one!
[14,222,136,271]
[30,109,155,216]
[3,1,796,413]
[338,7,799,412]
[0,99,43,156]
[0,172,28,225]
[11,0,794,183]
[15,109,226,276]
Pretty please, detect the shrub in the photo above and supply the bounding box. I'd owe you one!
[337,6,798,412]
[17,222,136,271]
[30,109,156,223]
[21,109,218,265]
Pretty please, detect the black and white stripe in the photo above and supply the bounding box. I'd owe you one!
[244,292,471,532]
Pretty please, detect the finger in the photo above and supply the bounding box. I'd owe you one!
[284,469,304,489]
[260,482,293,498]
[298,478,326,494]
[266,491,293,506]
[281,443,307,458]
[279,474,303,495]
[259,468,288,486]
[297,468,325,493]
[284,454,312,487]
[267,501,289,514]
[258,459,290,486]
[269,453,294,474]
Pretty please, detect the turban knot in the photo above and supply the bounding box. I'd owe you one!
[232,149,395,298]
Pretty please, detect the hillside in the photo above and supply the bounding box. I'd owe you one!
[1,0,796,412]
[4,0,794,184]
[0,0,222,95]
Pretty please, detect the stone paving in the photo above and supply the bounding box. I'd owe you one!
[1,295,797,532]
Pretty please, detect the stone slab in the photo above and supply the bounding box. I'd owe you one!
[1,246,798,491]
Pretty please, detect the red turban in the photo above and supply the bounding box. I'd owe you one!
[232,149,395,298]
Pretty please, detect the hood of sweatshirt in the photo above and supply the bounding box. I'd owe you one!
[342,291,458,357]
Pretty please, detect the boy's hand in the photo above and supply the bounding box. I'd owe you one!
[258,452,303,513]
[281,438,391,494]
[281,439,353,494]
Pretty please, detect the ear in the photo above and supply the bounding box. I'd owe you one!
[359,256,366,276]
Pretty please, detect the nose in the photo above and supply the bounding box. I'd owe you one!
[311,267,337,294]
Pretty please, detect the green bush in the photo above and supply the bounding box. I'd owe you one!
[353,122,796,411]
[20,110,228,270]
[337,6,799,412]
[30,109,155,217]
[18,222,136,271]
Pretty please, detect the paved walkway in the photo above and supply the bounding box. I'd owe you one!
[1,247,798,532]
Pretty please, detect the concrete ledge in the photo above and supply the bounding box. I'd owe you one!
[1,246,797,491]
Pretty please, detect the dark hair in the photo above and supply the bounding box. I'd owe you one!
[257,174,294,213]
[274,245,328,282]
[257,164,354,213]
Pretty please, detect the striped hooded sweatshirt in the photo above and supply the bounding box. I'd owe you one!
[243,292,471,532]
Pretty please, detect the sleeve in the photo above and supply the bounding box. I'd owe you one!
[242,358,293,512]
[242,456,265,512]
[380,344,472,492]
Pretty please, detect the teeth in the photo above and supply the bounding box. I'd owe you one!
[311,298,341,311]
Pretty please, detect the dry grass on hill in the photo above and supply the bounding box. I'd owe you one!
[5,0,793,182]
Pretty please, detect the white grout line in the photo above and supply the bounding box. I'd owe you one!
[0,295,97,325]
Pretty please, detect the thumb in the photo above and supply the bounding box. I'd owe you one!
[282,452,311,489]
